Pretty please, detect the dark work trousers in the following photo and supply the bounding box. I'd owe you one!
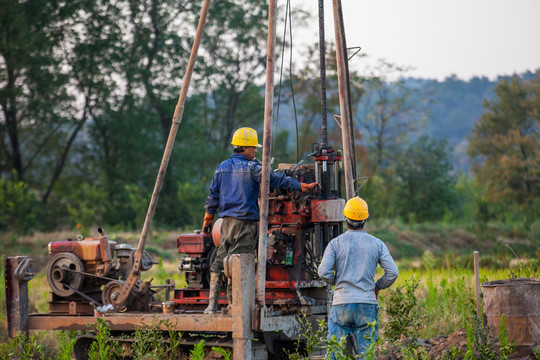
[210,217,258,274]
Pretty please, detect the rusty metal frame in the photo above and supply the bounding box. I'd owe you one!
[27,313,233,332]
[5,255,261,358]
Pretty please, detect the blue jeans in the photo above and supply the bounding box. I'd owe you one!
[328,303,379,358]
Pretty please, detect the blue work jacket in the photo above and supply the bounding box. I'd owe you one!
[205,154,301,220]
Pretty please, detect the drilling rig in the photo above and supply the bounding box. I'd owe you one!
[4,0,359,358]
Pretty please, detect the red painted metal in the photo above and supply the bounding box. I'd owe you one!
[268,198,312,225]
[311,199,346,223]
[312,147,342,165]
[176,233,208,256]
[48,241,77,255]
[48,239,116,261]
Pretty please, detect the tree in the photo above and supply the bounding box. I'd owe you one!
[356,60,429,175]
[467,73,540,206]
[197,0,268,152]
[0,0,78,185]
[396,136,458,223]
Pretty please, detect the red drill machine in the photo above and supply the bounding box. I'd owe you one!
[175,144,345,313]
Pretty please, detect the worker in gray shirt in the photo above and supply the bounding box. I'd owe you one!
[318,196,398,357]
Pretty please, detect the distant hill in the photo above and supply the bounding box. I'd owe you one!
[400,70,538,172]
[416,75,496,172]
[274,70,538,172]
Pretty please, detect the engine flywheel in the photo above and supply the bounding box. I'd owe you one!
[46,252,84,297]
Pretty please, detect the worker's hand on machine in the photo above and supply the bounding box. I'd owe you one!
[202,212,214,236]
[301,182,320,193]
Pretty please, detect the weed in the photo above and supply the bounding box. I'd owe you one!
[322,335,355,360]
[132,321,168,360]
[167,325,183,358]
[467,316,498,359]
[56,330,76,360]
[189,339,206,360]
[401,345,429,360]
[383,276,421,341]
[361,321,379,360]
[442,346,462,360]
[498,314,515,360]
[463,314,515,360]
[285,313,326,359]
[534,347,540,360]
[88,317,123,360]
[131,318,184,359]
[0,332,45,360]
[211,346,232,360]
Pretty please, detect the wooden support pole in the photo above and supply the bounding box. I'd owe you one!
[474,251,482,319]
[256,0,278,313]
[231,254,255,360]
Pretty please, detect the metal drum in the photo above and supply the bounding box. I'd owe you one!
[481,278,540,355]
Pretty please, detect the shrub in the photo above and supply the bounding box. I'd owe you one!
[88,318,122,360]
[383,276,421,341]
[0,177,40,234]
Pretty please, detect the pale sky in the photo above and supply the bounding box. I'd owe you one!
[293,0,540,80]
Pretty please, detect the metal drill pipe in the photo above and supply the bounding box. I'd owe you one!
[116,0,212,307]
[332,0,355,200]
[256,0,278,309]
[318,0,328,148]
[335,1,358,188]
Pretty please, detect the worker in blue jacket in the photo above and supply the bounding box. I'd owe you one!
[203,127,318,314]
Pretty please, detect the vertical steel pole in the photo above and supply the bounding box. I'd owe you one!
[318,0,328,148]
[116,0,212,307]
[335,2,358,189]
[332,0,355,200]
[256,0,278,309]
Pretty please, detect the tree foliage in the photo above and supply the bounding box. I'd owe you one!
[396,136,458,222]
[357,60,429,175]
[467,74,540,206]
[0,0,269,231]
[0,0,536,233]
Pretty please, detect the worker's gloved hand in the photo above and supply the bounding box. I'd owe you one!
[301,182,320,193]
[202,212,214,236]
[375,289,380,300]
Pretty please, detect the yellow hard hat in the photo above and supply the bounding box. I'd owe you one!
[231,127,262,147]
[343,196,369,221]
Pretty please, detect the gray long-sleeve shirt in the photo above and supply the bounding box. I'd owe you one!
[318,230,398,305]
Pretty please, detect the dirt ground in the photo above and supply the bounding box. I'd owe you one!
[373,330,466,360]
[375,329,536,360]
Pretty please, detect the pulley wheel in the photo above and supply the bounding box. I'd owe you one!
[102,280,129,309]
[46,252,84,297]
